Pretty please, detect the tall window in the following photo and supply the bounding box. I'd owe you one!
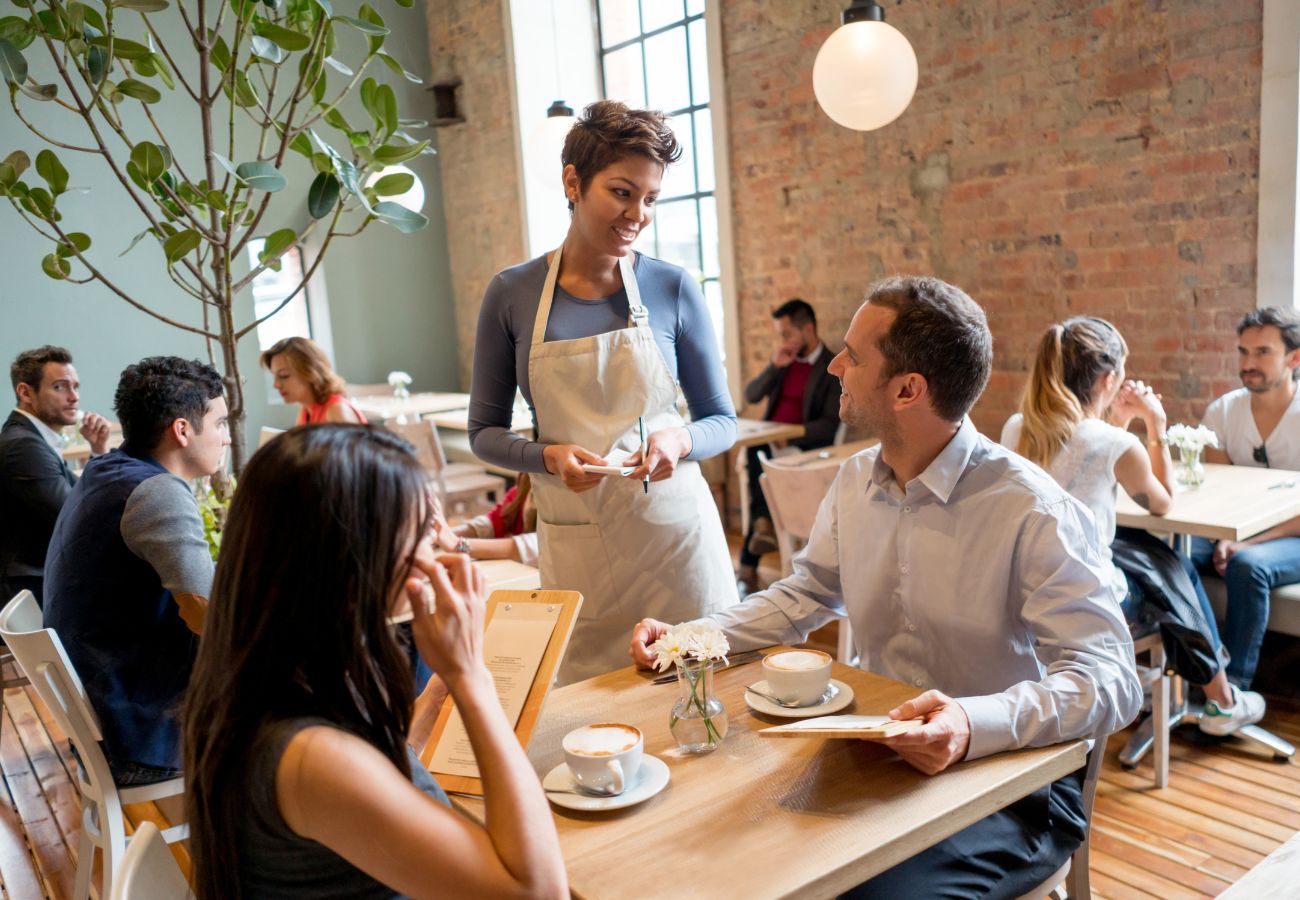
[597,1,723,354]
[247,238,315,352]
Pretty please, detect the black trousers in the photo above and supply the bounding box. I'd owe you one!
[739,446,770,568]
[842,768,1087,900]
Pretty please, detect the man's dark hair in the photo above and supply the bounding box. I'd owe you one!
[10,345,73,398]
[867,276,992,422]
[114,356,224,452]
[1238,306,1300,352]
[772,298,816,330]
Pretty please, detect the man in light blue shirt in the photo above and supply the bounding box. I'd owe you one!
[631,276,1141,898]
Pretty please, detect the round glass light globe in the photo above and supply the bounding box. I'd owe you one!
[364,165,425,213]
[812,19,918,132]
[528,112,576,191]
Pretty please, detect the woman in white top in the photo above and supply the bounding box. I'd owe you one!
[1002,316,1265,735]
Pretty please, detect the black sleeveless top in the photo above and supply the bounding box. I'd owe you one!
[236,717,450,899]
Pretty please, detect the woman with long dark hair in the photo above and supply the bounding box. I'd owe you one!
[1003,317,1265,736]
[183,425,565,899]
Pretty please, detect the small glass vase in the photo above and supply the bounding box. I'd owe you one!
[669,658,727,754]
[392,383,411,400]
[1176,445,1205,489]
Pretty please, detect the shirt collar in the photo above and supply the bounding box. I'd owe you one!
[797,343,824,365]
[868,417,979,504]
[15,409,67,452]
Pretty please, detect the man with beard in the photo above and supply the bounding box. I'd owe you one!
[0,346,111,605]
[737,299,840,590]
[1195,307,1300,707]
[630,276,1140,898]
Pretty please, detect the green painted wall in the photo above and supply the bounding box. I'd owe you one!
[0,3,459,439]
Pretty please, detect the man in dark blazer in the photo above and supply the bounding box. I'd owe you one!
[1,346,110,605]
[737,299,840,589]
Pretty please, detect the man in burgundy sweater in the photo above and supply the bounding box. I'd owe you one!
[738,299,841,589]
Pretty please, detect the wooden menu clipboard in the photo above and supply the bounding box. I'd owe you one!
[419,589,582,796]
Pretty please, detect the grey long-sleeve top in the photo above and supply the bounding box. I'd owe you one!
[469,253,736,473]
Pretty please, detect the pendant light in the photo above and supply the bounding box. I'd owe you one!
[812,0,918,131]
[527,2,576,188]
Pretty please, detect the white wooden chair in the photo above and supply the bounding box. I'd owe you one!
[0,592,188,900]
[110,821,190,900]
[757,453,854,663]
[1015,736,1108,900]
[388,419,506,512]
[257,426,284,449]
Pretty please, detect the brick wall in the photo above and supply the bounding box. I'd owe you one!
[721,0,1263,435]
[423,0,526,388]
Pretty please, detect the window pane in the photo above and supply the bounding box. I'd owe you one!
[602,44,646,107]
[703,279,725,359]
[653,198,701,275]
[688,18,709,106]
[644,27,690,113]
[693,107,714,193]
[661,115,696,200]
[599,0,640,48]
[248,241,313,351]
[700,196,719,278]
[641,0,684,32]
[686,0,705,17]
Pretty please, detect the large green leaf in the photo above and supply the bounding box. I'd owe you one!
[375,83,397,138]
[18,80,57,101]
[249,36,285,64]
[89,36,150,60]
[0,17,34,50]
[377,52,420,84]
[373,140,429,166]
[372,201,427,233]
[234,161,286,192]
[41,254,70,280]
[88,45,109,85]
[307,171,339,218]
[55,232,91,257]
[258,227,296,267]
[119,228,152,257]
[312,0,333,14]
[116,78,161,103]
[0,164,14,189]
[130,141,168,182]
[255,22,311,52]
[2,150,30,179]
[162,229,200,263]
[371,171,412,196]
[35,150,68,195]
[332,15,387,36]
[322,55,351,75]
[357,4,385,53]
[114,0,170,11]
[289,132,314,159]
[0,37,27,84]
[209,152,241,180]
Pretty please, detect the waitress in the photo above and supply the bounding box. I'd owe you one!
[469,100,738,684]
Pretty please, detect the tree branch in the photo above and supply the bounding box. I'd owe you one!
[142,18,200,102]
[6,96,100,153]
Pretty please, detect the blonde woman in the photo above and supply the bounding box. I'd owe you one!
[260,336,365,425]
[1002,316,1265,735]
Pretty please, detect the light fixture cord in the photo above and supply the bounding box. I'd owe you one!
[550,0,564,101]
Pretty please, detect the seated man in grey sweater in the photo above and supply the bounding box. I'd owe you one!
[44,356,229,785]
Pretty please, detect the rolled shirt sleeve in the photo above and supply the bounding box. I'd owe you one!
[121,474,214,599]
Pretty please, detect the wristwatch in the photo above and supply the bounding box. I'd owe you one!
[456,537,471,555]
[1148,431,1168,447]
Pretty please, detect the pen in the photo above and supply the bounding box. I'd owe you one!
[638,416,649,494]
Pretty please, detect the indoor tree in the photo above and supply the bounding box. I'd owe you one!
[0,0,432,471]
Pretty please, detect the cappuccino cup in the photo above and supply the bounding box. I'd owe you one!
[762,649,833,707]
[562,723,643,795]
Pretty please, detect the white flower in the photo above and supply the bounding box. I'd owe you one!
[688,628,730,665]
[1166,423,1218,452]
[652,622,730,671]
[387,370,413,388]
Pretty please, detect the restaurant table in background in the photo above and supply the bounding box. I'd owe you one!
[449,650,1086,899]
[352,391,473,424]
[426,405,533,434]
[60,426,123,468]
[730,418,807,536]
[782,438,878,469]
[1115,462,1300,541]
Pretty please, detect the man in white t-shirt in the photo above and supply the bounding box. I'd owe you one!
[1196,307,1300,696]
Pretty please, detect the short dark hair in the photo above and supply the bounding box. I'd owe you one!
[11,345,73,398]
[772,298,816,329]
[114,356,224,452]
[1238,307,1300,352]
[561,100,682,212]
[867,276,992,421]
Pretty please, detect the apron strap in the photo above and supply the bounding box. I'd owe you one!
[532,245,565,349]
[532,248,648,349]
[620,254,650,330]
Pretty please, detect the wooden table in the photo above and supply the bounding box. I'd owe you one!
[60,431,123,466]
[782,438,878,469]
[353,391,472,423]
[453,652,1086,899]
[426,406,533,433]
[1115,463,1300,541]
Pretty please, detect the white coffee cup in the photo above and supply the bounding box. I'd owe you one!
[562,723,643,796]
[762,649,833,707]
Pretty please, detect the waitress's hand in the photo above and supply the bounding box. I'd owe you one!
[404,553,488,688]
[626,426,692,483]
[542,443,608,493]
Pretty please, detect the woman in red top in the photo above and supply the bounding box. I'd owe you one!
[260,337,365,425]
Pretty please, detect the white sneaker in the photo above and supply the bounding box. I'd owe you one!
[1198,687,1266,736]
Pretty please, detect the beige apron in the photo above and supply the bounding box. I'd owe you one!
[529,248,736,685]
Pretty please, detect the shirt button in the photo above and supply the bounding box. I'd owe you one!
[914,678,924,687]
[900,565,909,574]
[907,622,916,632]
[904,506,911,512]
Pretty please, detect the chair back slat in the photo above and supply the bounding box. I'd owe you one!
[758,455,839,543]
[110,821,191,900]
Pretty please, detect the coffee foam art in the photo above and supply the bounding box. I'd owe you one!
[563,724,640,757]
[765,650,830,671]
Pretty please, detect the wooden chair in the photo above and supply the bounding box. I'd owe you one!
[0,592,188,900]
[387,419,506,512]
[1015,736,1108,900]
[757,453,854,663]
[110,821,190,900]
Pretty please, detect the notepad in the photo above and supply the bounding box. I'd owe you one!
[759,715,925,740]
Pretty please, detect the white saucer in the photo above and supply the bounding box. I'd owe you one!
[744,678,855,718]
[543,754,670,811]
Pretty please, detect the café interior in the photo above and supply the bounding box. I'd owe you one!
[1,0,1299,898]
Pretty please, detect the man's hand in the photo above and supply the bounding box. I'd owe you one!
[80,412,111,455]
[771,345,796,368]
[876,690,971,775]
[1213,539,1245,576]
[628,617,673,669]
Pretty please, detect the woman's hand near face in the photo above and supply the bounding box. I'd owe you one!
[404,554,488,688]
[542,443,608,493]
[626,426,692,482]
